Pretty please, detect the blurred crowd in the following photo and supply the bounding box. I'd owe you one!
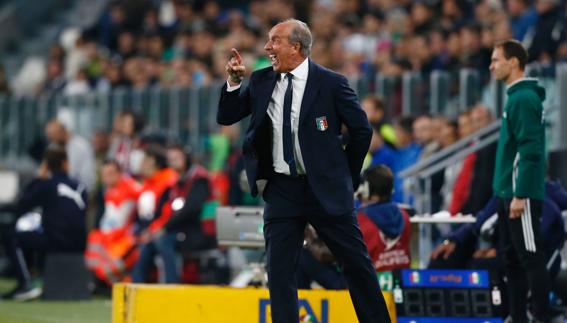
[3,0,567,96]
[362,94,496,214]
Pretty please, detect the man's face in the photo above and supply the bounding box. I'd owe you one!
[472,107,491,131]
[140,155,157,179]
[45,122,67,145]
[458,114,473,138]
[264,22,300,73]
[167,149,187,174]
[361,98,384,123]
[101,164,120,187]
[490,47,513,81]
[413,117,433,145]
[439,123,457,147]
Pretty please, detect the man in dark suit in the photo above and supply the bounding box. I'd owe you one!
[217,19,390,323]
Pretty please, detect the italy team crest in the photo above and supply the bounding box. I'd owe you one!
[315,116,328,131]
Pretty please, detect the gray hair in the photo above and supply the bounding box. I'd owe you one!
[282,18,312,57]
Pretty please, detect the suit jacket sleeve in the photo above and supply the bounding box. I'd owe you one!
[217,80,252,125]
[333,75,372,188]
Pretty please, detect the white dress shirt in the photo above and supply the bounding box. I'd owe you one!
[226,58,309,175]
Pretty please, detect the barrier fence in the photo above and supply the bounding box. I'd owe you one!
[0,65,565,168]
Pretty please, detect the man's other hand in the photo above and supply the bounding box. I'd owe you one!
[509,197,526,219]
[430,240,456,260]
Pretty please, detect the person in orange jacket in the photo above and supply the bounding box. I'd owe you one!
[131,145,179,283]
[85,160,142,285]
[135,145,178,238]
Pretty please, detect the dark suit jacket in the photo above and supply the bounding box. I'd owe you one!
[217,60,371,215]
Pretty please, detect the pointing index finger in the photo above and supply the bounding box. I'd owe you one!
[231,48,242,64]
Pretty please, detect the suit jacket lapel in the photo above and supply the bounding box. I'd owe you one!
[255,70,278,125]
[299,60,321,125]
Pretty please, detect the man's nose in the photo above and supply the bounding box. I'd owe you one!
[264,41,271,51]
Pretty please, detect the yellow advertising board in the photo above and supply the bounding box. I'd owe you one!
[113,284,396,323]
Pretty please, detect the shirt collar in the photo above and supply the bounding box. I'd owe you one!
[280,58,309,81]
[506,77,537,89]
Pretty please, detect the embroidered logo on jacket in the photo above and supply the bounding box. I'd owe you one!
[315,116,328,131]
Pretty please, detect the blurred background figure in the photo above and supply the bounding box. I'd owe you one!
[45,119,96,192]
[0,147,87,301]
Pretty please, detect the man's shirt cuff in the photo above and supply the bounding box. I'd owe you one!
[226,80,242,92]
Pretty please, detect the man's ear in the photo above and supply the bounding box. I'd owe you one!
[511,57,520,69]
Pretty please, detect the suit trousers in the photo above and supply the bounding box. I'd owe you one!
[262,172,391,323]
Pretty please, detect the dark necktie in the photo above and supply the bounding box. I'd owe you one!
[283,73,297,176]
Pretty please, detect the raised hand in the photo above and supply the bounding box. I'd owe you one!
[226,48,245,86]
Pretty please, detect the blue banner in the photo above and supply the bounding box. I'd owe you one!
[400,269,489,288]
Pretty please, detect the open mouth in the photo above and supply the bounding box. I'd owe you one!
[269,54,279,66]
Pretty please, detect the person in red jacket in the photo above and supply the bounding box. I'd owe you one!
[356,164,412,272]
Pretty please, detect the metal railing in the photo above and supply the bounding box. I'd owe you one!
[399,120,501,180]
[401,124,501,214]
[0,64,565,175]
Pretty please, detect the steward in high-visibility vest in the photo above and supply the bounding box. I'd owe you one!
[85,160,142,285]
[132,145,217,283]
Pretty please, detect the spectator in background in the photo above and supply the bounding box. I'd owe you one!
[85,159,141,286]
[48,43,65,63]
[132,144,212,284]
[368,128,396,173]
[92,130,110,185]
[459,24,491,74]
[39,59,66,94]
[413,115,439,160]
[132,145,177,282]
[461,105,497,215]
[95,2,128,51]
[97,62,129,92]
[98,160,140,232]
[162,145,216,252]
[392,116,422,203]
[448,110,478,214]
[361,95,396,147]
[89,129,111,229]
[440,0,471,31]
[435,118,461,211]
[356,165,412,272]
[457,110,474,139]
[63,69,91,96]
[45,119,96,192]
[507,0,538,42]
[526,0,564,62]
[0,147,87,301]
[107,110,144,174]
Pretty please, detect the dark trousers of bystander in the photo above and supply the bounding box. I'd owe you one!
[2,230,49,287]
[497,197,550,322]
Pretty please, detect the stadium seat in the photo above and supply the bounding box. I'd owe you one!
[42,253,91,300]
